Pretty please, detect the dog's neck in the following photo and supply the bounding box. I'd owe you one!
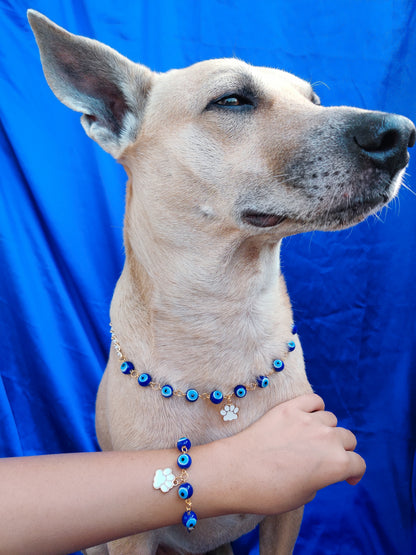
[110,229,295,388]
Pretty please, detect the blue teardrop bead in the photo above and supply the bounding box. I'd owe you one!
[138,373,152,386]
[177,453,192,469]
[177,437,192,451]
[292,323,298,335]
[288,341,296,352]
[178,482,194,499]
[161,385,174,398]
[185,389,199,402]
[210,390,223,404]
[234,385,247,398]
[272,359,284,372]
[120,361,134,374]
[256,376,269,388]
[182,510,197,531]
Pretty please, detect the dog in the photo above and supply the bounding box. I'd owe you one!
[28,9,414,555]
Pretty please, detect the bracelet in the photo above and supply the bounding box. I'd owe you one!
[153,436,198,532]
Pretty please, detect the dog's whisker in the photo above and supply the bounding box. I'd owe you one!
[401,181,416,197]
[311,80,330,91]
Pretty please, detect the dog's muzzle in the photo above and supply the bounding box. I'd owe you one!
[241,111,415,230]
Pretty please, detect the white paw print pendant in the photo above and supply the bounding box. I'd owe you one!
[220,404,239,421]
[153,467,176,493]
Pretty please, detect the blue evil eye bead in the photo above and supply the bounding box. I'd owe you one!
[178,482,194,499]
[182,510,198,532]
[138,373,152,386]
[234,385,247,398]
[287,341,296,352]
[256,375,269,388]
[185,389,199,402]
[292,323,298,335]
[177,453,192,469]
[210,390,223,404]
[272,359,284,372]
[161,385,174,398]
[120,361,134,374]
[177,437,192,451]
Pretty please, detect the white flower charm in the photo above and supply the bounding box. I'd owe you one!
[220,404,239,421]
[153,467,176,493]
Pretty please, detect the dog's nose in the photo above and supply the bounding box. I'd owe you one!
[353,113,415,177]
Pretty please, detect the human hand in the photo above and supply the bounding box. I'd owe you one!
[219,393,366,515]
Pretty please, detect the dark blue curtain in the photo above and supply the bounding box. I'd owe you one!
[1,1,415,554]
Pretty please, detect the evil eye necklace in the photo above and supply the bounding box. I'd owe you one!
[110,323,298,422]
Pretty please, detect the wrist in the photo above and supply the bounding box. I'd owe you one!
[189,437,244,519]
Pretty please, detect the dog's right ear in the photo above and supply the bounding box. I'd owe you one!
[28,10,154,158]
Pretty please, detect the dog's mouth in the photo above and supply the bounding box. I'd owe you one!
[323,193,391,227]
[241,210,287,228]
[241,193,389,231]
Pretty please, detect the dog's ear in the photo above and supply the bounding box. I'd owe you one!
[28,10,154,158]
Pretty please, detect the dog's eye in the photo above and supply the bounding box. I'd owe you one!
[212,93,254,109]
[216,95,249,107]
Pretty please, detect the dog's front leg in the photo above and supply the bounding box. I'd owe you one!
[259,507,303,555]
[84,533,158,555]
[83,545,109,555]
[105,532,159,555]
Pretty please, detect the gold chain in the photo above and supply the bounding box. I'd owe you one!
[110,323,295,405]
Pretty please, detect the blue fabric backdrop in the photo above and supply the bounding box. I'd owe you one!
[1,1,415,554]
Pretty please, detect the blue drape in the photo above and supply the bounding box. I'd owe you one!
[1,1,415,554]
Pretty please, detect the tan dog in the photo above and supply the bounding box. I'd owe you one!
[29,10,414,555]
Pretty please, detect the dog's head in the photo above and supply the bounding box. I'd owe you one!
[29,10,415,242]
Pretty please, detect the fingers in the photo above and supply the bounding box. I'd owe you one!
[314,410,338,427]
[292,394,337,426]
[292,393,325,413]
[345,452,366,485]
[331,428,365,486]
[272,394,366,489]
[312,412,365,487]
[336,427,357,452]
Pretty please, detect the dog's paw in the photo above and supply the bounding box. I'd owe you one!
[220,404,239,421]
[153,467,176,493]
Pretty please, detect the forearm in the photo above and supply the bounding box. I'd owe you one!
[0,446,228,555]
[0,395,366,555]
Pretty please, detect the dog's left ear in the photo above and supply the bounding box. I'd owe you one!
[28,10,154,158]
